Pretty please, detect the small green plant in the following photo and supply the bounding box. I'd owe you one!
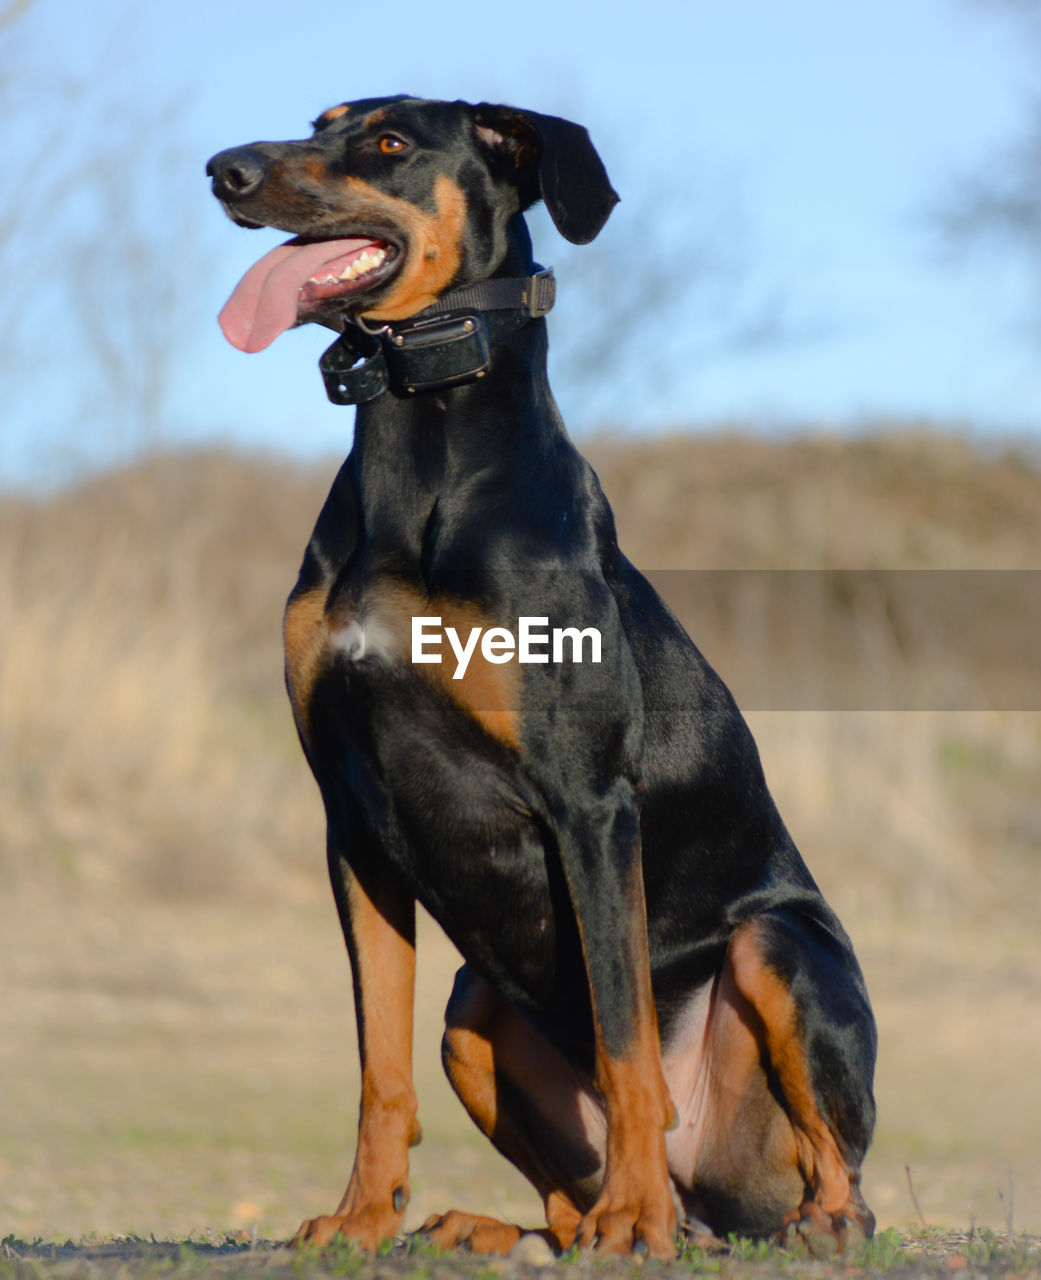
[403,1232,442,1259]
[858,1226,906,1270]
[296,1236,367,1278]
[726,1235,780,1262]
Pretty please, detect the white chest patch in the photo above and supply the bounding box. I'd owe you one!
[331,606,409,666]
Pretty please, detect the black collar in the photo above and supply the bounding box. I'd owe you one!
[319,268,555,405]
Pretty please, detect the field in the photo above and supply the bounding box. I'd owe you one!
[2,430,1040,1261]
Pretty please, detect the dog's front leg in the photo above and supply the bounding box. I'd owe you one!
[294,843,421,1250]
[554,778,677,1258]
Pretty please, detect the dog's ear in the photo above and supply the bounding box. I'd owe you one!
[473,104,619,245]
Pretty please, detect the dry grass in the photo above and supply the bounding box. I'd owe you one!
[2,430,1040,1243]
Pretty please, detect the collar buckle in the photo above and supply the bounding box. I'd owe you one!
[524,269,556,318]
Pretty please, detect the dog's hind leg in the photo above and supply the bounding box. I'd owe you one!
[419,965,610,1256]
[665,910,876,1249]
[725,911,876,1249]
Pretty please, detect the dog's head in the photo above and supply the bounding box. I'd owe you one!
[207,96,618,351]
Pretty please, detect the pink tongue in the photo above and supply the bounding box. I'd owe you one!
[218,237,377,352]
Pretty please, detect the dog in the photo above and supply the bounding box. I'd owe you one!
[207,95,876,1258]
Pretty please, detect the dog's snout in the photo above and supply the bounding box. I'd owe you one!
[207,147,270,201]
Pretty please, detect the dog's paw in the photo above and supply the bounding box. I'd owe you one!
[575,1194,677,1259]
[414,1210,524,1256]
[780,1198,874,1259]
[291,1209,397,1252]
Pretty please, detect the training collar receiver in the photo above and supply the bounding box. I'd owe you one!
[319,268,555,404]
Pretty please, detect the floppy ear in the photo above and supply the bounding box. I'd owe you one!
[473,104,619,244]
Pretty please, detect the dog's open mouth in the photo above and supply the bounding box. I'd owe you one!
[218,236,400,352]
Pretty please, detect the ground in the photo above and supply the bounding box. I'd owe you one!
[3,1230,1041,1280]
[2,434,1040,1256]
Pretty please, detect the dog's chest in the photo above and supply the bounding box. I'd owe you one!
[286,574,523,754]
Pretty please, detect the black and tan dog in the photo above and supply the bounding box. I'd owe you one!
[207,96,876,1259]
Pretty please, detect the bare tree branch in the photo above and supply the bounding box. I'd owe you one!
[0,0,34,30]
[0,64,215,481]
[534,177,818,426]
[934,2,1041,279]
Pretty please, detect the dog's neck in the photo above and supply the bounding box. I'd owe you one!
[324,215,580,572]
[342,327,560,576]
[348,226,565,481]
[348,309,561,504]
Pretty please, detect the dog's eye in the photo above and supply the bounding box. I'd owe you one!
[377,134,408,155]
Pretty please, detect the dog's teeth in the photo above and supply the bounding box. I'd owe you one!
[315,247,387,287]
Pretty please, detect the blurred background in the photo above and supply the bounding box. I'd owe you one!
[2,0,1040,1244]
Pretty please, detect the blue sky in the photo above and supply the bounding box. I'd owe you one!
[4,0,1041,484]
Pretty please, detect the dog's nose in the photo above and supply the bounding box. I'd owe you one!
[207,147,270,200]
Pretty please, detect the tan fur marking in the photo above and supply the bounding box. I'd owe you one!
[346,870,421,1156]
[586,858,673,1135]
[302,154,328,181]
[568,856,677,1255]
[363,108,388,127]
[417,1211,524,1256]
[319,103,351,124]
[441,984,500,1138]
[294,870,419,1250]
[544,1191,583,1248]
[437,979,585,1255]
[342,174,466,321]
[580,1037,677,1254]
[430,595,521,749]
[728,924,852,1215]
[333,578,521,750]
[681,953,802,1212]
[284,587,331,737]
